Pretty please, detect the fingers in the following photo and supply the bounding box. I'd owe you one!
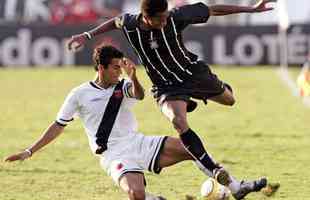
[263,0,277,3]
[4,155,21,162]
[254,0,274,12]
[265,7,274,11]
[68,36,79,50]
[68,40,81,52]
[122,57,128,66]
[67,34,86,52]
[259,5,274,12]
[4,152,30,162]
[124,58,136,68]
[67,39,74,50]
[262,0,276,7]
[122,58,134,70]
[73,43,82,51]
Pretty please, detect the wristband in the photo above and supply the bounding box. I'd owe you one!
[84,32,92,40]
[25,149,32,157]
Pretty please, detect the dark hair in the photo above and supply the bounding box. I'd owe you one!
[92,46,124,71]
[141,0,168,17]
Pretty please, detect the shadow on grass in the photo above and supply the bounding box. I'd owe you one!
[1,168,100,175]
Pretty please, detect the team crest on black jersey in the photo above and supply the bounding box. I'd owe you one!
[149,39,159,49]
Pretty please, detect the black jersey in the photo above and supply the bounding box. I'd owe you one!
[115,3,210,86]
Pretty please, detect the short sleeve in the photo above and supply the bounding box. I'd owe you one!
[171,3,210,30]
[115,13,137,29]
[121,79,138,107]
[122,79,134,99]
[56,89,79,126]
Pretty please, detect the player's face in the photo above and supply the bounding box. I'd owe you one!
[103,58,122,84]
[144,10,169,29]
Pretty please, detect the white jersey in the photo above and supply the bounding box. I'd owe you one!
[56,79,138,154]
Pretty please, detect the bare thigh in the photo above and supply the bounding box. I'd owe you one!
[158,137,193,168]
[161,100,189,133]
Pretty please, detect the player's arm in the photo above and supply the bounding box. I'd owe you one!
[68,18,118,51]
[4,122,65,162]
[122,58,145,100]
[209,0,274,16]
[89,18,118,38]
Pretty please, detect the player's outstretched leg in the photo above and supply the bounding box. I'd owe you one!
[214,168,267,200]
[232,178,267,200]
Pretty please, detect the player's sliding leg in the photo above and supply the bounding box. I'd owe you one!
[119,172,166,200]
[232,178,267,200]
[119,173,146,200]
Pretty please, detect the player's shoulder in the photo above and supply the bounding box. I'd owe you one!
[171,2,208,16]
[115,13,139,30]
[69,82,94,95]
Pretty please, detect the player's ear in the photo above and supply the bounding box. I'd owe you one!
[98,64,105,72]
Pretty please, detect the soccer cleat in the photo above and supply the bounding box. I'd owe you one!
[213,167,232,186]
[232,177,267,200]
[145,194,166,200]
[157,196,167,200]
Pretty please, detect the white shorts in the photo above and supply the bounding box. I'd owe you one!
[100,133,167,185]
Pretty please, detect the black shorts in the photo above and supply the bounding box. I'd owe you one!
[151,61,227,111]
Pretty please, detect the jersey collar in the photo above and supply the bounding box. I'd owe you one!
[89,81,104,90]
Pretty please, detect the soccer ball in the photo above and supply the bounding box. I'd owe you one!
[201,178,230,200]
[297,71,310,97]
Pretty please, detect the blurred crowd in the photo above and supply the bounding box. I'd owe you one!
[0,0,254,25]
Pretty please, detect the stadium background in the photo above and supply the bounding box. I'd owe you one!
[1,0,310,67]
[1,1,310,200]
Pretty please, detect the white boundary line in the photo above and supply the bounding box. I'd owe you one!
[277,66,310,108]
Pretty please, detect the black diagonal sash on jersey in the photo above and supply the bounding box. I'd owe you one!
[95,79,125,154]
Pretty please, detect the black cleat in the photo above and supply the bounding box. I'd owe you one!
[232,177,267,200]
[157,196,166,200]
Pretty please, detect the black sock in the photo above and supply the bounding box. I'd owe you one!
[180,128,218,172]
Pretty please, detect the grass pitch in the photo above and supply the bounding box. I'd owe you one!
[0,66,309,200]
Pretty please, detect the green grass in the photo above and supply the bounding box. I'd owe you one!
[0,66,309,200]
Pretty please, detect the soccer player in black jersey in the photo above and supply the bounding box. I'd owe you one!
[68,1,273,199]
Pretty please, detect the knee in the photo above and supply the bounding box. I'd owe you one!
[226,96,235,106]
[224,84,235,106]
[127,188,145,200]
[222,91,235,106]
[171,116,188,133]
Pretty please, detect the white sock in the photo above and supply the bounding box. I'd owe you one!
[228,176,241,194]
[193,161,243,194]
[145,192,165,200]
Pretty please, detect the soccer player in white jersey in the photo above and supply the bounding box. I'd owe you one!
[5,46,266,200]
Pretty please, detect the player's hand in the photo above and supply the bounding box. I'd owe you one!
[67,33,88,52]
[4,151,31,162]
[122,58,137,80]
[252,0,275,12]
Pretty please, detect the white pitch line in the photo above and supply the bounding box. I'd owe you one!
[277,67,310,108]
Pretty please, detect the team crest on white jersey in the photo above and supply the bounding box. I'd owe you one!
[113,90,123,98]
